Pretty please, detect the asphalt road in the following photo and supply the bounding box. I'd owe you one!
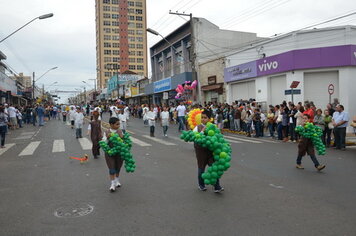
[0,113,355,236]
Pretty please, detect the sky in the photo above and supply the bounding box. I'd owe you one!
[0,0,355,103]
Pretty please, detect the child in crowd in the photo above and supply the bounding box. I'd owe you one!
[161,107,169,137]
[147,106,156,137]
[296,114,326,171]
[87,111,102,159]
[193,110,224,193]
[118,109,127,134]
[74,107,84,139]
[69,106,76,129]
[102,117,124,192]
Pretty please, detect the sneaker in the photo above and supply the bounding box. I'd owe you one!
[198,185,207,191]
[109,182,116,192]
[115,179,121,188]
[296,164,304,169]
[316,165,326,171]
[214,187,225,193]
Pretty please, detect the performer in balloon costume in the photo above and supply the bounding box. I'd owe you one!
[181,108,232,193]
[99,117,136,192]
[294,114,326,171]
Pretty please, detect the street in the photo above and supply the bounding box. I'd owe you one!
[0,114,356,236]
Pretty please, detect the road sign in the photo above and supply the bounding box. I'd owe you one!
[285,89,301,95]
[328,84,334,95]
[290,81,300,88]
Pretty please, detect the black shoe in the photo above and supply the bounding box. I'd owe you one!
[198,185,207,191]
[214,187,225,193]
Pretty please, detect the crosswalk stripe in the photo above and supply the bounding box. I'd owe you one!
[225,135,277,143]
[225,138,243,144]
[52,140,65,152]
[130,136,152,146]
[19,141,41,156]
[225,136,262,144]
[0,143,15,156]
[78,137,92,150]
[142,135,176,146]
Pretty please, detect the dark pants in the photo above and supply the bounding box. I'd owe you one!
[76,128,82,138]
[150,126,155,136]
[163,126,168,135]
[25,115,31,124]
[0,126,6,146]
[323,127,332,147]
[334,127,346,149]
[296,154,320,167]
[178,116,185,131]
[254,121,262,137]
[92,140,100,156]
[277,123,283,140]
[32,116,37,126]
[289,123,296,141]
[268,123,275,137]
[198,168,221,190]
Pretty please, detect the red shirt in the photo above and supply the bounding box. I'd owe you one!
[303,109,314,122]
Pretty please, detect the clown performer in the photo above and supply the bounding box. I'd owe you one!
[295,114,326,171]
[192,110,224,193]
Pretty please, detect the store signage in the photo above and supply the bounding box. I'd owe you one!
[163,92,168,100]
[208,76,216,85]
[154,77,171,93]
[225,45,356,83]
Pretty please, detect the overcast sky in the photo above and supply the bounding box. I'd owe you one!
[0,0,355,103]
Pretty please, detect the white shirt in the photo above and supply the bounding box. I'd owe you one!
[176,105,186,117]
[118,113,127,122]
[8,106,16,118]
[147,111,156,126]
[102,128,119,142]
[74,112,84,124]
[69,110,76,121]
[260,113,266,122]
[161,111,169,120]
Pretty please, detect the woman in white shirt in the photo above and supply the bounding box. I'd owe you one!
[161,107,170,137]
[147,106,156,137]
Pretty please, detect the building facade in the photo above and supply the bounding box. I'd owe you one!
[224,25,356,130]
[95,0,148,89]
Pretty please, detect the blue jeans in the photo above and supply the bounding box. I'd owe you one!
[254,121,262,137]
[297,154,320,167]
[76,128,82,138]
[178,116,185,131]
[163,126,168,135]
[268,123,275,137]
[32,116,37,126]
[38,115,44,126]
[277,123,283,140]
[289,123,296,141]
[334,127,346,149]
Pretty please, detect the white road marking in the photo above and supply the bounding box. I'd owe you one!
[225,135,277,143]
[0,143,15,156]
[269,183,284,189]
[130,136,152,146]
[224,136,262,144]
[127,130,135,135]
[21,132,36,135]
[142,135,176,146]
[19,141,41,156]
[78,137,92,150]
[225,138,243,144]
[52,140,65,152]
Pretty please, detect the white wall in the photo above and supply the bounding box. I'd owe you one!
[339,67,356,132]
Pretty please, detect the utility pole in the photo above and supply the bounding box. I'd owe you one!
[32,72,35,103]
[169,11,199,103]
[83,86,86,104]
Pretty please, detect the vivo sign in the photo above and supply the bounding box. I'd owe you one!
[258,60,279,72]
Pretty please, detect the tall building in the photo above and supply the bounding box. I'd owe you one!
[95,0,148,89]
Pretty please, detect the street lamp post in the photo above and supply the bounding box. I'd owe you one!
[0,13,54,43]
[33,66,58,103]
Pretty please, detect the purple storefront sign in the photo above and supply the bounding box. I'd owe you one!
[224,61,257,82]
[225,45,356,82]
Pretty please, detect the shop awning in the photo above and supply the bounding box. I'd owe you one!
[201,83,223,91]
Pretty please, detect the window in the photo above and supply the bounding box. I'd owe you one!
[136,9,142,14]
[104,57,112,62]
[103,6,110,11]
[128,44,135,48]
[136,30,143,35]
[128,29,135,35]
[136,44,143,49]
[113,43,120,48]
[104,72,111,77]
[129,51,136,56]
[104,42,111,47]
[128,22,135,28]
[128,8,134,13]
[129,15,135,21]
[103,0,110,4]
[129,65,136,70]
[112,35,120,41]
[104,50,111,55]
[135,1,143,7]
[103,21,111,26]
[113,50,120,55]
[137,58,143,63]
[104,35,111,40]
[104,28,111,33]
[103,13,111,18]
[112,28,119,33]
[112,14,119,19]
[112,6,119,12]
[136,37,143,42]
[137,65,144,70]
[136,23,143,28]
[128,36,135,42]
[136,16,142,21]
[112,0,119,4]
[112,21,119,26]
[137,51,143,56]
[113,57,120,62]
[128,1,135,6]
[129,58,136,63]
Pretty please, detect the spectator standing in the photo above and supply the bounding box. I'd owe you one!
[323,109,333,147]
[176,102,186,132]
[234,107,241,131]
[37,105,45,126]
[267,108,275,138]
[332,105,349,150]
[8,104,17,130]
[0,106,8,148]
[288,104,298,142]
